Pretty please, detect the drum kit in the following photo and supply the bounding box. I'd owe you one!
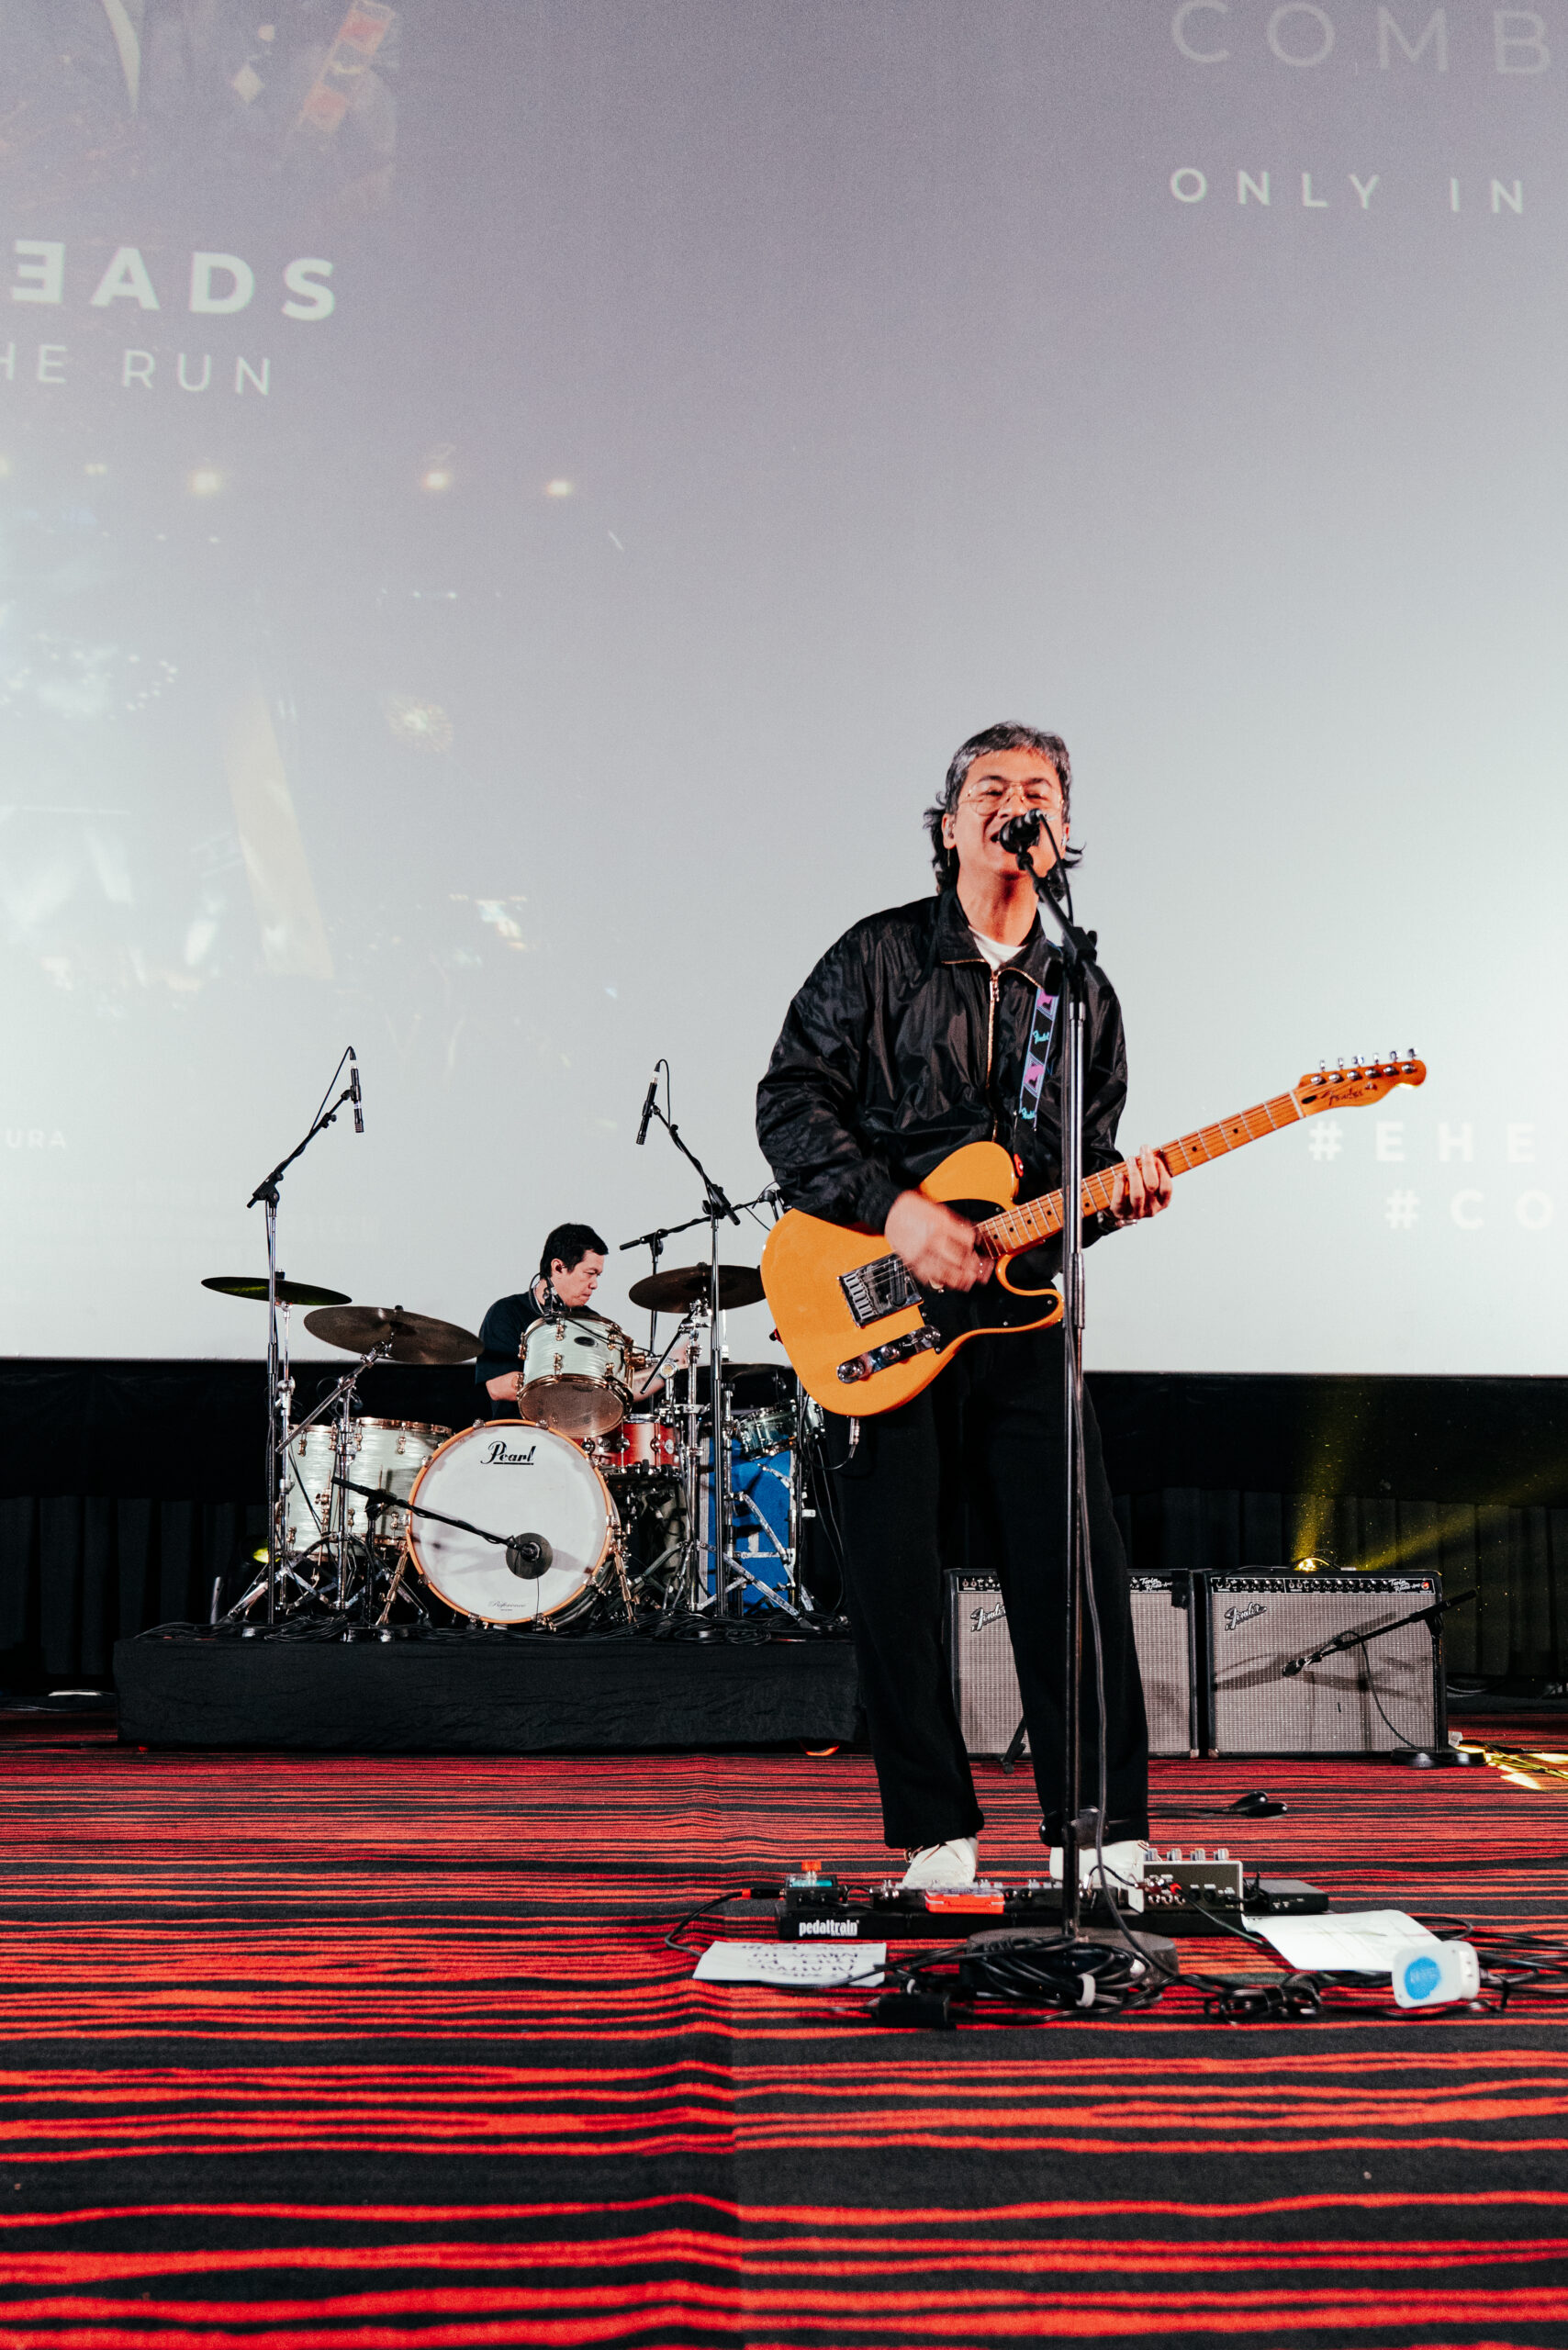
[207,1046,823,1639]
[202,1257,813,1637]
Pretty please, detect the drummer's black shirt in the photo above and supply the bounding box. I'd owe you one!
[474,1285,610,1419]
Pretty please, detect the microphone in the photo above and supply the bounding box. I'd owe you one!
[348,1052,364,1135]
[506,1531,554,1579]
[635,1068,659,1147]
[997,811,1043,856]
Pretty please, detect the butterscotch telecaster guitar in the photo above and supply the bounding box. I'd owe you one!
[761,1056,1427,1415]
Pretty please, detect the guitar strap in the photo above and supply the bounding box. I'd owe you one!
[1016,979,1060,1128]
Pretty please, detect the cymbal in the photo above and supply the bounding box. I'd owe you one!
[203,1275,352,1308]
[302,1304,482,1364]
[627,1261,767,1315]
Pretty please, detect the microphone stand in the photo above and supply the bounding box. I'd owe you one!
[245,1051,361,1628]
[638,1092,745,1616]
[1281,1588,1474,1678]
[1002,818,1101,1942]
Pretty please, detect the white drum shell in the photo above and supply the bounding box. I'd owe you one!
[518,1317,634,1438]
[284,1417,448,1553]
[408,1422,618,1624]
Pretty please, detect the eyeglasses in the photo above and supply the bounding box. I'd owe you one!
[958,782,1063,812]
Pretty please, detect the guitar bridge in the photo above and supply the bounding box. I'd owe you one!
[839,1254,919,1328]
[837,1325,943,1383]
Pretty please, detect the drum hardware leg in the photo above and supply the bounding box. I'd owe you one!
[610,1536,634,1620]
[724,1489,805,1622]
[787,1376,807,1606]
[375,1548,412,1628]
[739,1458,802,1610]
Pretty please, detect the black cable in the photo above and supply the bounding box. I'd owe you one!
[1359,1651,1437,1749]
[665,1888,764,1957]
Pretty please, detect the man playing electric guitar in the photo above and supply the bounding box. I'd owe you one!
[756,722,1172,1888]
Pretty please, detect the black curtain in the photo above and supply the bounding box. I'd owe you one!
[3,1361,1565,1687]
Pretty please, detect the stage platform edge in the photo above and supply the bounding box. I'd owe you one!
[114,1633,863,1754]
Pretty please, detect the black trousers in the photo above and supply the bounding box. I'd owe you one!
[828,1325,1148,1851]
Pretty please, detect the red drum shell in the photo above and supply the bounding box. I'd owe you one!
[596,1415,681,1476]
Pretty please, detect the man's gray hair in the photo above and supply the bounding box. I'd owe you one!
[924,722,1077,890]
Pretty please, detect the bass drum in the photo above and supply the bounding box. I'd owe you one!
[407,1422,620,1625]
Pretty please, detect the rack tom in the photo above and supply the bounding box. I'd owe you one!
[595,1413,682,1478]
[518,1315,634,1439]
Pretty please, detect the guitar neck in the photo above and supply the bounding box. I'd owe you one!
[978,1090,1305,1258]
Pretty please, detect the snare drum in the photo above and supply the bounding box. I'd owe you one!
[519,1315,634,1439]
[732,1399,798,1460]
[284,1417,449,1555]
[407,1422,620,1625]
[595,1413,682,1477]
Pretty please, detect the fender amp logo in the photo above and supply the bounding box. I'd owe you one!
[486,1441,537,1465]
[1224,1602,1266,1631]
[969,1602,1006,1634]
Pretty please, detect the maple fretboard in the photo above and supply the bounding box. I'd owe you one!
[978,1091,1305,1259]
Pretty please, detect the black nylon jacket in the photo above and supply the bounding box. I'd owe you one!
[755,887,1128,1239]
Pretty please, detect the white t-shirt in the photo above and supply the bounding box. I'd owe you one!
[970,926,1024,972]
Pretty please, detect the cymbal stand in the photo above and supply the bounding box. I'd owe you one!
[635,1080,745,1615]
[622,1225,666,1354]
[246,1049,363,1625]
[222,1339,391,1627]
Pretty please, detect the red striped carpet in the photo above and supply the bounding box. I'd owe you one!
[0,1721,1565,2346]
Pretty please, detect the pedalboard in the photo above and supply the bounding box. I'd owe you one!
[774,1862,1327,1942]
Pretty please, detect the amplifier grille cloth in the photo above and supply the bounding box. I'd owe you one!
[1209,1576,1439,1755]
[948,1575,1193,1758]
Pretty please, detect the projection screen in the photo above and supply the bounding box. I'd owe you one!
[0,2,1562,1375]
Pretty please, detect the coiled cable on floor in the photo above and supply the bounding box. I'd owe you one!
[868,1930,1166,2026]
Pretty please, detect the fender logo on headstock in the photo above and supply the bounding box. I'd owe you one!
[1294,1056,1427,1115]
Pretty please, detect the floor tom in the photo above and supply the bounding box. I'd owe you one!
[284,1417,449,1555]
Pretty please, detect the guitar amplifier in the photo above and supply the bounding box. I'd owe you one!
[1207,1573,1444,1756]
[946,1572,1199,1760]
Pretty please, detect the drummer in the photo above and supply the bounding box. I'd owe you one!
[476,1223,681,1421]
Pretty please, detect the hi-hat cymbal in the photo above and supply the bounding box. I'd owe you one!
[203,1275,352,1308]
[302,1304,482,1364]
[627,1262,766,1315]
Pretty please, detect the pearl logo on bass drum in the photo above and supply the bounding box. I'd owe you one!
[485,1440,538,1466]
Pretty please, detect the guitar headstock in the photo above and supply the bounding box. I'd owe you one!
[1294,1053,1428,1115]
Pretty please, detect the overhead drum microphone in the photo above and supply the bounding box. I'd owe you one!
[635,1065,660,1147]
[348,1050,364,1135]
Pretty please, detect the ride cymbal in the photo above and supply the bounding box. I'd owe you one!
[203,1275,352,1308]
[302,1304,482,1364]
[627,1262,766,1315]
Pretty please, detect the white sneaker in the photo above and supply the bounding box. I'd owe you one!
[900,1836,980,1890]
[1047,1838,1147,1896]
